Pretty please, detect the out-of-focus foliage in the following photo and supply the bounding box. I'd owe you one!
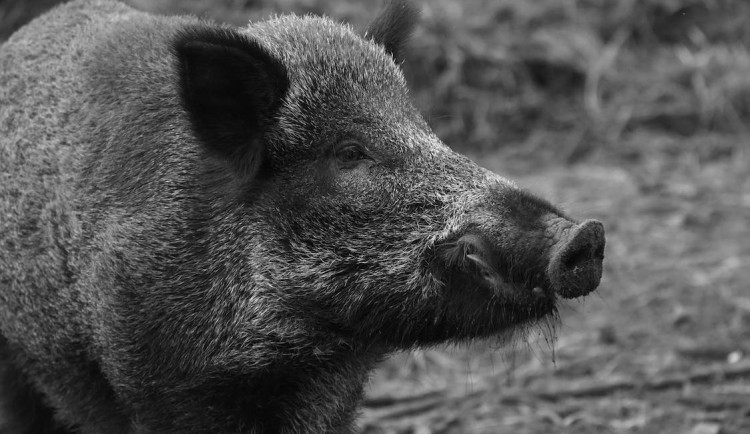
[0,0,60,40]
[404,0,750,157]
[3,0,749,160]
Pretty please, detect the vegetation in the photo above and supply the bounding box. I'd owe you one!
[2,0,749,432]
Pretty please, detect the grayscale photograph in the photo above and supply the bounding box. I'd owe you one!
[1,0,748,433]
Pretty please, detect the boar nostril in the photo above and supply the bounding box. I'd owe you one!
[549,219,605,299]
[562,245,589,270]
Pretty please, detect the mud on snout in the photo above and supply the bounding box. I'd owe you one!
[430,185,605,331]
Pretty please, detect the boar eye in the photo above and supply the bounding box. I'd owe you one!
[336,141,369,167]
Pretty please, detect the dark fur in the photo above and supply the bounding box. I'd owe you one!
[175,26,289,178]
[0,0,604,432]
[366,0,419,61]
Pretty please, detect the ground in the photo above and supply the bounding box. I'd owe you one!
[2,0,749,433]
[363,136,750,433]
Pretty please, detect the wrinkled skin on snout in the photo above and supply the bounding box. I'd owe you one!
[0,0,605,432]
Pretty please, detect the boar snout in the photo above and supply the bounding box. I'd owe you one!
[548,219,605,298]
[433,188,605,306]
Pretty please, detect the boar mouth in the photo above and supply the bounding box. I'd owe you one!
[435,232,553,303]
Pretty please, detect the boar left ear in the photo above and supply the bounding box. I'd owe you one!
[175,26,289,177]
[366,0,419,62]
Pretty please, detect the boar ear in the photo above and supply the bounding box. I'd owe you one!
[366,0,419,62]
[175,26,288,177]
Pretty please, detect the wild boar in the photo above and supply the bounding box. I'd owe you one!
[0,0,605,432]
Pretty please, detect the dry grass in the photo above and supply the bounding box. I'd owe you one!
[2,0,750,433]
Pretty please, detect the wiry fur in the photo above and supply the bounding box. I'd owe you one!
[366,0,419,61]
[0,0,604,432]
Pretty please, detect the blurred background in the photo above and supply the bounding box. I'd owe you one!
[2,0,749,432]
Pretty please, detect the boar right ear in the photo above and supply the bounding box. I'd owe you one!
[366,0,419,62]
[175,27,288,177]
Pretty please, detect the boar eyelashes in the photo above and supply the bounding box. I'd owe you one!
[334,140,372,169]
